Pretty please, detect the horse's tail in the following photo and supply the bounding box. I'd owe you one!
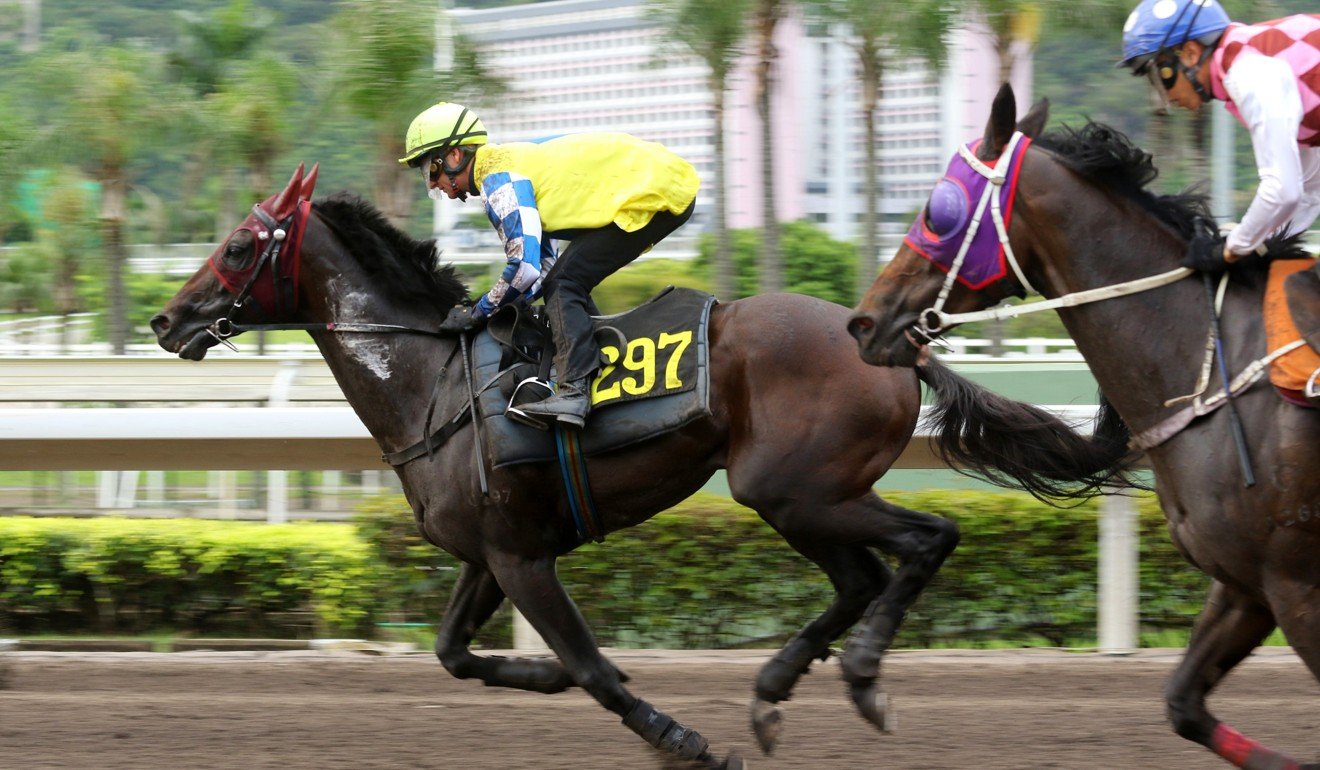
[915,356,1143,503]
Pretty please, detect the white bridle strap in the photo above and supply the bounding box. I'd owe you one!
[927,133,1030,326]
[956,136,1036,295]
[929,266,1195,329]
[921,132,1199,334]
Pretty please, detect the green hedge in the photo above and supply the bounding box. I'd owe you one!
[0,518,381,636]
[0,491,1212,647]
[353,491,1210,649]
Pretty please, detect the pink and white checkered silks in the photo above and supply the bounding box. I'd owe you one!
[1211,15,1320,145]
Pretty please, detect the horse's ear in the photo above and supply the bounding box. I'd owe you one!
[1017,98,1050,139]
[271,163,306,219]
[979,83,1017,160]
[300,163,320,201]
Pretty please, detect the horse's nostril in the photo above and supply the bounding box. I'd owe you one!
[150,314,171,336]
[847,315,874,341]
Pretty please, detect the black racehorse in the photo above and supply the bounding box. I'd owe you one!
[153,163,1131,767]
[850,85,1320,770]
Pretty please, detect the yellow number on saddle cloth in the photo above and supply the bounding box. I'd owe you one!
[591,330,693,406]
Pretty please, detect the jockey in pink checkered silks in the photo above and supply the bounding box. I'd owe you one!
[1121,0,1320,361]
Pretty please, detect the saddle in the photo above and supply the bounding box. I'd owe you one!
[1266,259,1320,407]
[472,286,717,467]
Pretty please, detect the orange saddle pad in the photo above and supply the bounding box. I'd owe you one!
[1265,258,1320,391]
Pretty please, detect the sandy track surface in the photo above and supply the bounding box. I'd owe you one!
[0,648,1315,769]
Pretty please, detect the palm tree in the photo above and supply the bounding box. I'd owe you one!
[656,0,752,300]
[37,174,97,352]
[753,0,785,293]
[167,0,272,97]
[21,39,181,354]
[210,54,300,202]
[807,0,952,301]
[0,93,32,242]
[166,0,277,240]
[330,0,500,227]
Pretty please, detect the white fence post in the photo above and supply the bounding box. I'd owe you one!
[512,610,549,653]
[1098,488,1139,653]
[264,361,300,524]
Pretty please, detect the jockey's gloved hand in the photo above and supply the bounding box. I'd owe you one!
[1181,232,1230,273]
[438,304,480,334]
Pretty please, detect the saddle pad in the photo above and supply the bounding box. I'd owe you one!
[471,287,716,468]
[1265,259,1320,391]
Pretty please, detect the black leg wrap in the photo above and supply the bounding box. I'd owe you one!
[623,699,710,761]
[755,632,828,703]
[840,628,883,686]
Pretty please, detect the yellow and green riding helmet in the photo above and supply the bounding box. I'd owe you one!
[398,102,488,168]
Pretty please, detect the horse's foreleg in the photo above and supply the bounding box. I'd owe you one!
[1166,580,1305,770]
[436,562,628,694]
[833,496,959,734]
[752,542,890,754]
[489,554,740,769]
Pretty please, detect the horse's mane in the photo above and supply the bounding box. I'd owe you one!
[1033,122,1309,261]
[1034,123,1212,241]
[312,193,469,308]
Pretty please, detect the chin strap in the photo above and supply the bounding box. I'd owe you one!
[1179,44,1217,103]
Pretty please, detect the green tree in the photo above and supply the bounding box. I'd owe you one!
[165,0,294,242]
[697,220,856,305]
[753,0,785,293]
[0,92,33,241]
[806,0,951,301]
[209,54,301,202]
[329,0,501,228]
[40,174,98,350]
[655,0,752,301]
[19,37,183,353]
[167,0,273,97]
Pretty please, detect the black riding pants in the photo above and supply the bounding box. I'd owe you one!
[542,201,695,382]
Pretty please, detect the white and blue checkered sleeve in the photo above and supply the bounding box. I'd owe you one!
[472,171,547,319]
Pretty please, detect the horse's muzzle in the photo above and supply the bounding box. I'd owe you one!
[848,312,922,368]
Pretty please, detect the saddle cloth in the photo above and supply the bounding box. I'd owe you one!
[1265,258,1320,401]
[471,286,716,468]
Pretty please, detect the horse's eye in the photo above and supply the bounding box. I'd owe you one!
[222,233,253,268]
[924,179,971,238]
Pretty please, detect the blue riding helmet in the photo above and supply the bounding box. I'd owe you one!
[1121,0,1231,71]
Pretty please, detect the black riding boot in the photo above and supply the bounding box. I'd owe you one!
[516,375,593,428]
[519,274,600,429]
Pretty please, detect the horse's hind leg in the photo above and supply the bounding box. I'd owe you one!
[752,542,890,754]
[830,496,959,733]
[488,553,741,769]
[435,562,628,694]
[1165,579,1314,770]
[746,492,958,736]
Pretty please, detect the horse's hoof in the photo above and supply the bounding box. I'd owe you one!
[750,698,783,755]
[850,686,896,734]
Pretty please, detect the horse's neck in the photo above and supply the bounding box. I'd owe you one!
[302,265,460,453]
[1046,199,1257,430]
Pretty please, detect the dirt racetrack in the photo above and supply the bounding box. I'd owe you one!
[0,647,1316,769]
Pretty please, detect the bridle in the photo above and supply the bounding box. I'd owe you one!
[197,196,490,489]
[914,131,1036,342]
[913,133,1193,342]
[205,199,309,351]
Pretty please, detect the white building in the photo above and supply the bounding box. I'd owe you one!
[444,0,1031,260]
